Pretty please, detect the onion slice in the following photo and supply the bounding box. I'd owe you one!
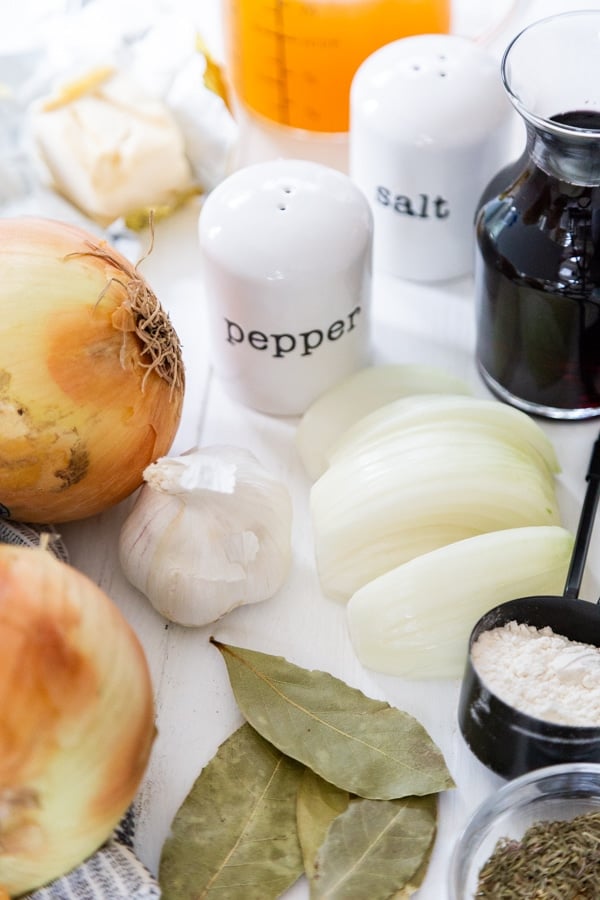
[296,364,470,481]
[311,426,560,601]
[328,393,560,477]
[346,526,574,679]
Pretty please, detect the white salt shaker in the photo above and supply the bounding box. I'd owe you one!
[349,34,515,281]
[198,159,373,416]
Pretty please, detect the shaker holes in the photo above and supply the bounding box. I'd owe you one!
[278,184,294,210]
[410,54,448,76]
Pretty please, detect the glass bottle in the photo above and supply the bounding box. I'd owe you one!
[475,11,600,419]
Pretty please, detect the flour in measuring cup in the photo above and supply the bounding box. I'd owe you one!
[471,620,600,727]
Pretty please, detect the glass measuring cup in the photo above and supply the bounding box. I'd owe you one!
[222,0,451,134]
[458,429,600,779]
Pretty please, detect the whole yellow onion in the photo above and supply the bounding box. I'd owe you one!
[0,216,184,523]
[0,542,155,897]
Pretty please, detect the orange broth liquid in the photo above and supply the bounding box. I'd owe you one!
[224,0,451,133]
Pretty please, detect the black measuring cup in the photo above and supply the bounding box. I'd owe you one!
[458,430,600,779]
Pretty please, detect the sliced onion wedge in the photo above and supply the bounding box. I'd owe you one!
[329,393,560,478]
[311,427,560,602]
[296,364,470,481]
[346,525,574,679]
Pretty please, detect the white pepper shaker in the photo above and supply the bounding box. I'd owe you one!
[349,34,516,281]
[198,159,373,416]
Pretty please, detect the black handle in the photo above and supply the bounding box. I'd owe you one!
[564,431,600,600]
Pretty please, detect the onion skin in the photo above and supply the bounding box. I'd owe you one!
[0,543,155,897]
[0,216,184,522]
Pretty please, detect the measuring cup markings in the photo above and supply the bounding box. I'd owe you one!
[224,0,451,132]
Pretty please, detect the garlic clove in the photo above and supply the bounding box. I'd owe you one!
[119,446,293,627]
[31,70,194,226]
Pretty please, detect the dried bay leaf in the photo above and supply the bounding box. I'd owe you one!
[158,722,305,899]
[310,795,438,900]
[297,769,350,878]
[211,640,454,800]
[390,828,436,899]
[297,772,433,897]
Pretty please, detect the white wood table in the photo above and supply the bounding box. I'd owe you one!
[51,0,600,896]
[57,201,600,898]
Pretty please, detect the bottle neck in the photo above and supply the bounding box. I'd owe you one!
[526,120,600,187]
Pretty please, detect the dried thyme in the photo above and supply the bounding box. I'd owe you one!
[476,811,600,898]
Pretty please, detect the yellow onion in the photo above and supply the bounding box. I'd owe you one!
[0,216,184,523]
[0,542,155,897]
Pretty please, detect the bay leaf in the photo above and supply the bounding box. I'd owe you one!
[390,831,435,899]
[212,639,454,800]
[310,794,437,900]
[297,768,350,878]
[158,722,305,900]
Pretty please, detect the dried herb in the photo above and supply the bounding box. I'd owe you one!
[159,723,304,899]
[211,639,454,800]
[297,769,350,879]
[476,811,600,898]
[311,794,437,900]
[296,770,433,899]
[159,641,455,899]
[392,848,434,899]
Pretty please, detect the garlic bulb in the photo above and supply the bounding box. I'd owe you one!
[119,446,293,626]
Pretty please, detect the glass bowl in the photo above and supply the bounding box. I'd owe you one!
[449,763,600,899]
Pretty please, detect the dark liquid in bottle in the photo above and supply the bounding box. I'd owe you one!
[476,110,600,416]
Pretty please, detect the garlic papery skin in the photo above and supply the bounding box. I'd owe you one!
[118,446,293,626]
